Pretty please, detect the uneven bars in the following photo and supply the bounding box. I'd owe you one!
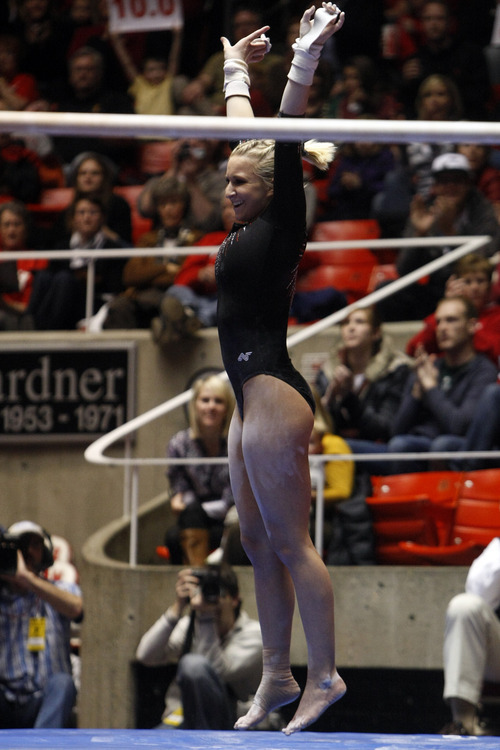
[2,111,500,144]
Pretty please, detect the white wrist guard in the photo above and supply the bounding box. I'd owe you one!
[298,6,338,53]
[223,58,250,99]
[288,5,339,86]
[288,45,320,86]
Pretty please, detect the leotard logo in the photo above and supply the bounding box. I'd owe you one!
[238,352,253,362]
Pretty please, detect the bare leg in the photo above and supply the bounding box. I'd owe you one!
[230,376,345,733]
[229,408,301,728]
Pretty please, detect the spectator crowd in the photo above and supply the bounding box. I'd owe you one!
[1,1,500,334]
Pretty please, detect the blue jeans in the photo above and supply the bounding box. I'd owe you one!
[164,286,217,327]
[345,439,391,475]
[0,672,76,728]
[158,653,235,730]
[387,434,467,474]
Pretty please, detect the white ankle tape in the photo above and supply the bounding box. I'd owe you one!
[223,58,251,99]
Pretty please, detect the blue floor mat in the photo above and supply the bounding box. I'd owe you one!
[0,730,498,750]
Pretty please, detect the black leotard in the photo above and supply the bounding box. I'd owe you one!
[215,140,315,419]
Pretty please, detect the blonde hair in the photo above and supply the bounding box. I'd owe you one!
[231,137,336,191]
[302,139,336,171]
[189,375,235,439]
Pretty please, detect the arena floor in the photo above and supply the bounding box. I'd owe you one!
[0,730,498,750]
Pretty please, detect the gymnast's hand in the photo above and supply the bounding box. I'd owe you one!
[297,3,345,53]
[221,26,271,65]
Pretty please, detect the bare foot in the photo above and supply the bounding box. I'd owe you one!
[282,669,346,735]
[234,672,301,730]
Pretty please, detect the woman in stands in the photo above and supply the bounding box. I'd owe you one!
[164,373,235,566]
[215,3,346,735]
[315,305,413,474]
[55,152,132,244]
[28,193,128,330]
[0,201,46,330]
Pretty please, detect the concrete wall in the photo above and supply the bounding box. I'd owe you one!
[79,499,467,728]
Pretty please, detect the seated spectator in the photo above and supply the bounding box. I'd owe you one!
[0,520,83,729]
[407,254,500,365]
[308,412,355,557]
[440,537,500,736]
[65,0,147,97]
[405,74,463,198]
[377,152,500,321]
[446,381,500,471]
[150,196,234,345]
[10,0,71,101]
[397,0,491,120]
[322,136,396,221]
[0,132,42,204]
[135,564,265,730]
[28,194,127,330]
[315,305,413,474]
[0,200,46,330]
[9,102,65,191]
[0,33,39,110]
[137,138,226,235]
[386,296,498,472]
[110,28,181,115]
[57,151,132,244]
[381,0,424,70]
[164,374,235,567]
[372,73,462,236]
[51,46,135,170]
[103,177,197,330]
[63,0,97,31]
[324,55,403,120]
[457,144,500,223]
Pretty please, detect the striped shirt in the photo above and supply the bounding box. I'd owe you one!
[0,580,81,704]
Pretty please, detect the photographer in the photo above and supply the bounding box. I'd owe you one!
[135,564,263,730]
[0,521,83,729]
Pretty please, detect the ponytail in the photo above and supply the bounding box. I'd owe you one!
[302,139,336,171]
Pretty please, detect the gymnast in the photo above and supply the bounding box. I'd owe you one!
[215,3,346,735]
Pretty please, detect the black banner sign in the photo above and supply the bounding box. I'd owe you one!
[0,342,136,443]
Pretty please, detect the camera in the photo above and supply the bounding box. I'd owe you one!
[0,532,19,576]
[192,567,221,604]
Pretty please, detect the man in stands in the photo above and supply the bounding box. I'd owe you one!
[386,295,498,472]
[406,254,500,367]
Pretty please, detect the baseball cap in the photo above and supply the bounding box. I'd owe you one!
[432,152,471,175]
[7,521,54,570]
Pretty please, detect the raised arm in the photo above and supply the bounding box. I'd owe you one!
[167,27,183,78]
[220,25,271,118]
[109,32,138,84]
[220,4,344,121]
[280,3,345,116]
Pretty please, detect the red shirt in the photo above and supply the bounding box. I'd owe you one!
[407,303,500,367]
